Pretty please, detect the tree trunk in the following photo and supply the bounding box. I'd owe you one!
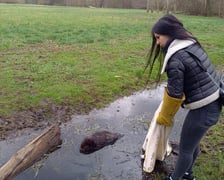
[146,0,151,12]
[166,0,169,14]
[218,0,224,17]
[205,0,212,16]
[0,125,62,180]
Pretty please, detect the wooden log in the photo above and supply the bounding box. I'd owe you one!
[0,125,62,180]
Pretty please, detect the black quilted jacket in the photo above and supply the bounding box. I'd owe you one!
[165,43,219,108]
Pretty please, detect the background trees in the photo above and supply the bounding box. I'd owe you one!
[0,0,223,17]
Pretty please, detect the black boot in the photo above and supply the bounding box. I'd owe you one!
[182,172,196,180]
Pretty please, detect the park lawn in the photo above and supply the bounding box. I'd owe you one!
[0,4,224,179]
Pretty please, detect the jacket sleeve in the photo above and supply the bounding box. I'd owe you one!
[166,55,185,99]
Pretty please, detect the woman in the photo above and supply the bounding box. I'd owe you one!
[145,14,222,180]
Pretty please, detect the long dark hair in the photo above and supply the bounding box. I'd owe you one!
[144,14,200,83]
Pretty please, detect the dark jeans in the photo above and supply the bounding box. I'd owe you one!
[171,99,222,180]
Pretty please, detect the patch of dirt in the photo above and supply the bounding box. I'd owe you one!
[0,101,91,141]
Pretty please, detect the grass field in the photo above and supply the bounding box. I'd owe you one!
[0,4,224,179]
[0,4,153,115]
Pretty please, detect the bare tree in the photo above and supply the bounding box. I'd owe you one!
[218,0,224,17]
[99,0,104,7]
[205,0,212,16]
[166,0,170,13]
[146,0,153,12]
[173,0,177,12]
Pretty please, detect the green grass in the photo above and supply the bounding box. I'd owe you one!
[0,4,154,114]
[0,4,224,178]
[0,4,152,48]
[194,117,224,179]
[1,4,224,115]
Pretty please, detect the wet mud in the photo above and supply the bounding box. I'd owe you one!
[0,84,188,180]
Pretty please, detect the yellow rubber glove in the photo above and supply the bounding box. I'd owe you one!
[157,87,185,126]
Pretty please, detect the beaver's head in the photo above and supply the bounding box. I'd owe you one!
[80,137,96,154]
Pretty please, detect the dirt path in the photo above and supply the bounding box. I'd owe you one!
[0,103,78,140]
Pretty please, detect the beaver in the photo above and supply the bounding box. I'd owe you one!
[80,130,124,154]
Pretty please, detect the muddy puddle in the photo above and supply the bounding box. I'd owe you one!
[0,84,188,180]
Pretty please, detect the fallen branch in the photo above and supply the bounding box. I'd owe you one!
[0,125,62,180]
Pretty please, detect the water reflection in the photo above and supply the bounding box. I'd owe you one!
[0,84,187,180]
